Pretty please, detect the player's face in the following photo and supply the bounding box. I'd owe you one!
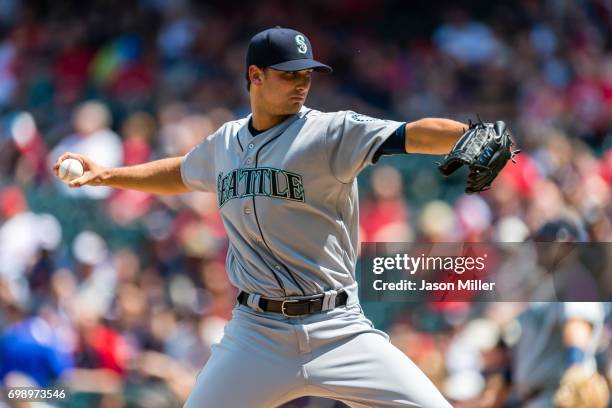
[260,68,312,114]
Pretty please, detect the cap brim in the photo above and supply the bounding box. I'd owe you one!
[269,59,332,73]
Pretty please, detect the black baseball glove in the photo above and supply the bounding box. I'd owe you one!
[438,120,520,194]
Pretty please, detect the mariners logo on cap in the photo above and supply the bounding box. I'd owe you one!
[295,35,308,54]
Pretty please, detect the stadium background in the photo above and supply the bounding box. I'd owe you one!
[0,0,611,406]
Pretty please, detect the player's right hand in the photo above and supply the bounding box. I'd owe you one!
[53,152,108,188]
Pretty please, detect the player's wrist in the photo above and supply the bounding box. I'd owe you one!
[98,167,114,186]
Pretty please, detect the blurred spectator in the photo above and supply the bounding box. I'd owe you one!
[0,186,61,283]
[433,9,501,65]
[0,300,73,387]
[505,220,608,407]
[48,100,123,199]
[72,231,117,317]
[419,200,458,242]
[511,302,606,407]
[360,165,411,242]
[454,195,492,241]
[121,112,155,166]
[73,305,129,376]
[9,112,49,184]
[107,112,157,225]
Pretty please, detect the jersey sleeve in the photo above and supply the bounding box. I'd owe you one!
[180,133,218,192]
[325,111,404,183]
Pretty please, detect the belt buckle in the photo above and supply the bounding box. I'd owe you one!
[281,299,301,317]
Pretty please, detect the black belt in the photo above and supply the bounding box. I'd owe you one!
[237,290,348,317]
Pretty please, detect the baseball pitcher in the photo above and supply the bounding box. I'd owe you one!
[54,27,515,407]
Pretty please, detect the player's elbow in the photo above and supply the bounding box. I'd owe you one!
[170,182,192,195]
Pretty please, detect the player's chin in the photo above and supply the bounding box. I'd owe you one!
[285,100,305,113]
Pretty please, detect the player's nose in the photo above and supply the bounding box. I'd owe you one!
[295,80,309,92]
[296,73,310,89]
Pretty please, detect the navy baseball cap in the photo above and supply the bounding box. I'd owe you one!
[246,27,332,73]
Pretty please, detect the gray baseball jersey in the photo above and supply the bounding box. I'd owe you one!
[181,106,402,299]
[180,106,454,408]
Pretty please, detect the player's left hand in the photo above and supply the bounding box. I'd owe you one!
[438,120,520,194]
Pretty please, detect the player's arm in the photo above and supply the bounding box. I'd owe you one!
[404,118,466,155]
[53,152,191,195]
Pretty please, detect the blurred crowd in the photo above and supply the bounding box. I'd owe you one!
[0,0,611,406]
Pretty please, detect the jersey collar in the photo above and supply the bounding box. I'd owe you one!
[245,106,310,139]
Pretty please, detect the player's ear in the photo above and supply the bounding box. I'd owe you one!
[249,65,264,86]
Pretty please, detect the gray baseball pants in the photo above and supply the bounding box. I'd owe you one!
[184,303,452,408]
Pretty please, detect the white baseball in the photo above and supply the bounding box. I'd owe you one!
[58,158,84,183]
